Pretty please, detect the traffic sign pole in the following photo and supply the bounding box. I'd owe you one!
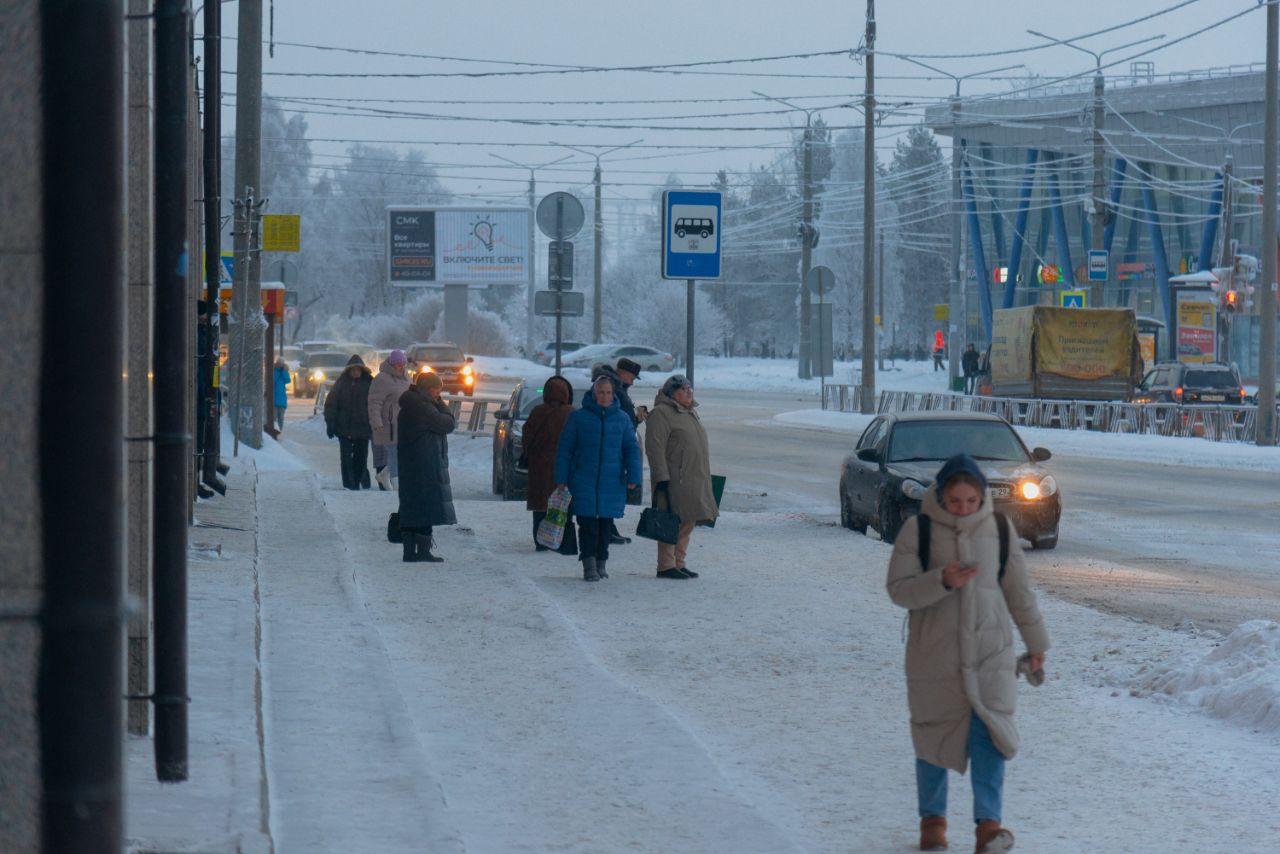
[687,279,696,385]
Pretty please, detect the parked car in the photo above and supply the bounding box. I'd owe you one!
[1132,361,1246,406]
[491,379,581,500]
[561,343,675,374]
[300,339,339,354]
[839,412,1061,549]
[294,350,356,397]
[532,339,588,365]
[405,342,475,396]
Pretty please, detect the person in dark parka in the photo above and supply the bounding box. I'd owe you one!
[554,377,642,582]
[523,375,577,554]
[396,371,457,563]
[323,354,374,490]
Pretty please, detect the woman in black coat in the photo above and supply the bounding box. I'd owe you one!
[323,354,374,490]
[396,372,457,563]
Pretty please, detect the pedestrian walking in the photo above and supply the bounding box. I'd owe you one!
[523,375,577,555]
[932,330,947,372]
[368,349,410,491]
[554,376,642,582]
[644,374,718,580]
[396,372,457,563]
[962,343,981,395]
[885,454,1049,853]
[323,354,374,490]
[272,357,291,431]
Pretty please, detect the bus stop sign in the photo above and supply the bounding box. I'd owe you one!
[662,190,722,280]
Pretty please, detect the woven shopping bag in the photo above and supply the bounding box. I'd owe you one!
[536,485,572,550]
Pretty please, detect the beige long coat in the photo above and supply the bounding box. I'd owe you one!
[644,393,718,523]
[367,361,410,447]
[886,489,1050,773]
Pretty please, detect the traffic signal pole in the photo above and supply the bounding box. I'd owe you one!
[1259,0,1278,446]
[860,0,877,413]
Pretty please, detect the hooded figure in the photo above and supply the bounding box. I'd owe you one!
[272,359,291,431]
[367,350,410,488]
[323,355,374,489]
[396,372,457,561]
[886,454,1049,853]
[523,375,577,553]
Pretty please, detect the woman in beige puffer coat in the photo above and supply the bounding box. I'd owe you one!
[886,454,1049,854]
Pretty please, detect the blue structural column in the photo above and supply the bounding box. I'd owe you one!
[962,156,994,340]
[1004,148,1039,308]
[1197,172,1223,272]
[1139,163,1173,356]
[1045,155,1076,287]
[1103,158,1128,253]
[980,144,1007,264]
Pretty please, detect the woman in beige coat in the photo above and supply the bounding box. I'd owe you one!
[886,454,1049,854]
[644,374,717,580]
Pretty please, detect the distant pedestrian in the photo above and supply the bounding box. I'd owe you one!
[272,357,291,431]
[962,343,981,394]
[644,374,717,580]
[932,330,947,372]
[396,372,457,563]
[323,354,373,490]
[523,375,577,555]
[885,454,1049,854]
[554,377,642,582]
[368,349,410,491]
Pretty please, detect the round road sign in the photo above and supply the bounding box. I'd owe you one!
[806,265,835,296]
[536,191,585,240]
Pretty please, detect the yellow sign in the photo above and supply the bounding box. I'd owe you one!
[933,303,949,321]
[1035,307,1135,381]
[262,214,301,252]
[991,307,1036,386]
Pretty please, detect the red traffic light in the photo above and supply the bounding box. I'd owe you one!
[1224,290,1239,313]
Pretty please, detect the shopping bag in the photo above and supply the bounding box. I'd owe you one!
[700,475,727,529]
[636,489,681,545]
[536,486,572,550]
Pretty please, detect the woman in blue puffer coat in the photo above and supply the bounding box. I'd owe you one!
[554,377,642,582]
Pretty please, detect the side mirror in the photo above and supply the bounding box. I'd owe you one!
[856,447,881,464]
[1032,447,1052,462]
[494,409,510,421]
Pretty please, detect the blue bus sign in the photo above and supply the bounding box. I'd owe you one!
[662,190,722,280]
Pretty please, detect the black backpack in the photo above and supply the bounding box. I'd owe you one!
[917,513,1010,581]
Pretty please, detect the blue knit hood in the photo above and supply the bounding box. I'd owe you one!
[933,453,988,501]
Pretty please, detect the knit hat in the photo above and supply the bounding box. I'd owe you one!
[388,349,407,366]
[416,371,443,390]
[661,374,691,398]
[933,453,987,502]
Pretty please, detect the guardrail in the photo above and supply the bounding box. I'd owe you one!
[312,381,503,435]
[821,384,1279,445]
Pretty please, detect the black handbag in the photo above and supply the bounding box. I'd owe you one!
[387,512,402,544]
[636,489,681,545]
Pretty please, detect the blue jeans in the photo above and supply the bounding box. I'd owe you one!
[916,713,1004,823]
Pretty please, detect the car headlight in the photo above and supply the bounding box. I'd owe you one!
[461,364,473,376]
[311,370,325,381]
[464,374,474,385]
[1020,481,1041,500]
[901,479,927,500]
[1038,475,1057,497]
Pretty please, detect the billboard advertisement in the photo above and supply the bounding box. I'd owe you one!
[387,206,529,286]
[1175,291,1217,364]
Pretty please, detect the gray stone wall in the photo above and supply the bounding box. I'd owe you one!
[0,2,43,850]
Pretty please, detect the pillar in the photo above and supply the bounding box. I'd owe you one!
[443,283,470,349]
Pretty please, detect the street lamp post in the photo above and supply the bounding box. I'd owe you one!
[552,139,645,343]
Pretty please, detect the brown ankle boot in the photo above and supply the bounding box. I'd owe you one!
[974,819,1014,853]
[920,815,948,850]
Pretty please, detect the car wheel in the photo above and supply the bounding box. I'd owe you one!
[878,499,903,544]
[501,451,519,501]
[647,364,662,373]
[1031,529,1059,550]
[839,488,868,534]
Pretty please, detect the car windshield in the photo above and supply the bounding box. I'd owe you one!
[887,420,1028,464]
[306,353,353,368]
[410,345,464,363]
[1183,369,1237,389]
[282,347,303,360]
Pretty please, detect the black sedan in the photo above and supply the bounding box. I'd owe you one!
[838,412,1061,549]
[491,380,582,500]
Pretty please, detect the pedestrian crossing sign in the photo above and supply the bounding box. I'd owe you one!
[1060,290,1087,309]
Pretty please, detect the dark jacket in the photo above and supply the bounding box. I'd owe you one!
[523,376,574,512]
[554,390,642,519]
[273,365,291,408]
[396,385,457,529]
[961,349,981,376]
[323,356,373,439]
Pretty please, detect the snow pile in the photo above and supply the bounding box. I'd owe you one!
[1128,620,1280,733]
[218,417,306,472]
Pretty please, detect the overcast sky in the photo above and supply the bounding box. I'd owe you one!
[209,0,1268,209]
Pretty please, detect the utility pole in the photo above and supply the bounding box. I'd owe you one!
[878,228,886,370]
[860,0,877,413]
[800,122,815,379]
[200,0,225,494]
[554,140,643,343]
[1259,0,1278,446]
[231,0,264,450]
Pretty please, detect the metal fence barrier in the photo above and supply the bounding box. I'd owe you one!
[836,385,1279,445]
[312,383,501,435]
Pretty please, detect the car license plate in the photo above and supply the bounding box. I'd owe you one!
[1201,394,1225,402]
[990,486,1011,499]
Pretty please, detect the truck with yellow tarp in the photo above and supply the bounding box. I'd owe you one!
[989,306,1145,400]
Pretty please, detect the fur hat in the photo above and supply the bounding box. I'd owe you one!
[661,374,691,398]
[615,357,642,378]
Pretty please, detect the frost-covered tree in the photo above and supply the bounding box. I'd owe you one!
[887,124,949,350]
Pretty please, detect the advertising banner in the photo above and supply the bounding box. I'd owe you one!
[1175,291,1217,363]
[1033,307,1135,380]
[991,307,1035,386]
[387,207,530,286]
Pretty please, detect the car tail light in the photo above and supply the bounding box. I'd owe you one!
[1174,386,1183,401]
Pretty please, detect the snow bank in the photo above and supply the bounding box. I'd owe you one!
[1127,620,1280,733]
[218,417,306,472]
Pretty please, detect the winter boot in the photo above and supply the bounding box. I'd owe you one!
[919,816,947,851]
[582,557,600,582]
[596,560,608,579]
[402,536,417,563]
[679,566,699,578]
[974,820,1013,853]
[416,533,444,564]
[359,468,372,489]
[375,466,392,491]
[656,568,688,580]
